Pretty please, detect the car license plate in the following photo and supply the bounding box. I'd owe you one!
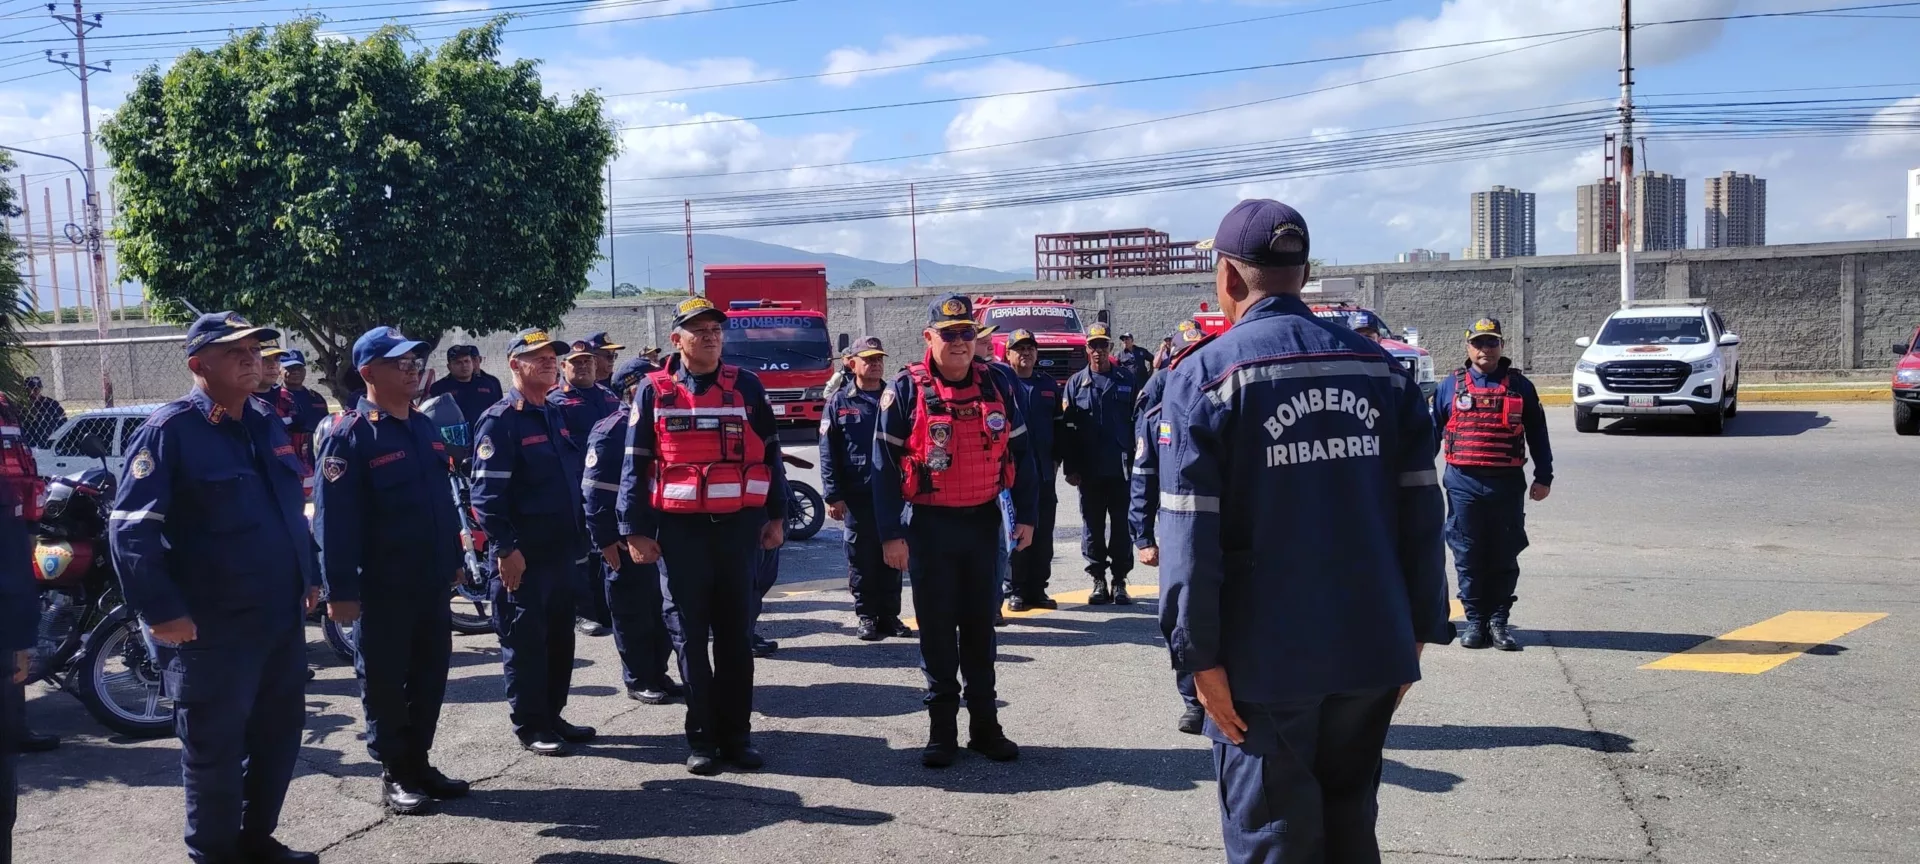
[1626,395,1658,407]
[770,404,786,415]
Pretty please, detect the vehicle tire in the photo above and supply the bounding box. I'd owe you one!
[1574,406,1600,433]
[72,606,174,738]
[1896,400,1920,436]
[1700,408,1725,435]
[321,616,357,663]
[449,576,493,635]
[785,480,826,541]
[1725,384,1739,418]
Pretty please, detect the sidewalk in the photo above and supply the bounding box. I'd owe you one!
[1536,380,1890,407]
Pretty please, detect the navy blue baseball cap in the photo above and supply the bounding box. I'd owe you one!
[582,331,625,353]
[1007,328,1037,348]
[278,349,308,368]
[927,294,977,330]
[672,296,727,330]
[446,344,480,360]
[507,328,565,358]
[184,311,280,356]
[1198,199,1311,267]
[352,326,428,368]
[24,376,40,389]
[610,356,654,392]
[1466,317,1505,342]
[847,336,887,358]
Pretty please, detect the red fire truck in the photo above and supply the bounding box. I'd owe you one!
[703,264,835,428]
[972,295,1094,382]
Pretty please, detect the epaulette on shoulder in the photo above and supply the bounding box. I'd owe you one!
[1167,332,1219,369]
[480,400,513,419]
[144,400,195,428]
[326,410,364,438]
[589,407,627,437]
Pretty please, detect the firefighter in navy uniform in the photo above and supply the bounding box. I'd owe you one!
[313,327,469,815]
[108,312,323,864]
[1129,318,1213,736]
[1158,201,1453,864]
[1114,332,1155,385]
[579,331,625,389]
[273,350,331,479]
[1061,322,1138,604]
[552,340,624,637]
[428,345,505,432]
[583,357,682,704]
[821,336,913,642]
[1002,329,1062,611]
[470,328,598,756]
[873,293,1038,769]
[618,296,789,776]
[1430,317,1553,652]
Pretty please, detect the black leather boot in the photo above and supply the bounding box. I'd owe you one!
[922,704,960,768]
[1460,619,1490,649]
[965,704,1019,762]
[1088,576,1112,605]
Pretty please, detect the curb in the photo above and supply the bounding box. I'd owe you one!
[1537,388,1889,407]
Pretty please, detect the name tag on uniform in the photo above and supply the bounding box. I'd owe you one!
[1455,393,1473,411]
[522,434,548,446]
[370,451,406,468]
[273,445,295,457]
[696,417,721,431]
[666,417,693,432]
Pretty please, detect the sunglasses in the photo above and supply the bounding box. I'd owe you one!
[384,357,428,372]
[937,327,979,343]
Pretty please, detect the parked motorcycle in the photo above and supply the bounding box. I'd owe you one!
[28,436,173,737]
[780,453,826,541]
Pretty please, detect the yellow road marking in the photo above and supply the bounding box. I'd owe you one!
[1640,611,1887,674]
[1449,597,1464,621]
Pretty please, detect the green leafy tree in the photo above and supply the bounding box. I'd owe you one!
[846,278,877,289]
[0,152,31,399]
[101,18,616,399]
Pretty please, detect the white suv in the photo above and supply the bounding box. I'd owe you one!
[1571,303,1741,434]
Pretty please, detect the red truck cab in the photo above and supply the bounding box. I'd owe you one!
[1892,326,1920,435]
[1193,302,1436,397]
[703,264,834,428]
[972,295,1090,382]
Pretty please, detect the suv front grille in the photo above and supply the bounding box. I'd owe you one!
[1598,360,1690,394]
[766,388,805,403]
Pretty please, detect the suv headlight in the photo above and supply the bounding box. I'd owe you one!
[803,386,826,401]
[1896,368,1920,385]
[1416,355,1435,383]
[1690,356,1718,374]
[1575,359,1598,374]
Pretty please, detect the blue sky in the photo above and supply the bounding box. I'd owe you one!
[0,0,1915,304]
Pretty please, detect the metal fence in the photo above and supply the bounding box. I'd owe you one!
[20,335,193,421]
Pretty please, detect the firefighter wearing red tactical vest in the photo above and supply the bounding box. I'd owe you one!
[872,293,1039,769]
[617,296,789,777]
[1431,317,1554,652]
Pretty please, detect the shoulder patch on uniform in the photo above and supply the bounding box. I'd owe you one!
[144,400,194,429]
[475,436,495,460]
[321,456,348,483]
[879,388,896,411]
[585,447,599,469]
[129,448,154,479]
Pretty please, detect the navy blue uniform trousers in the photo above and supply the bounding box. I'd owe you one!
[1007,465,1057,601]
[1076,475,1132,581]
[659,511,760,752]
[160,615,306,863]
[352,581,452,770]
[491,534,579,739]
[3,668,17,864]
[606,553,673,694]
[908,503,1002,706]
[1214,686,1399,864]
[1442,466,1530,622]
[842,497,901,621]
[749,543,780,627]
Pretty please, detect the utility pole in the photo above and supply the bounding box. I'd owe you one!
[17,176,36,317]
[909,183,920,289]
[1617,0,1636,309]
[683,199,694,295]
[42,187,59,324]
[49,0,114,404]
[605,165,616,297]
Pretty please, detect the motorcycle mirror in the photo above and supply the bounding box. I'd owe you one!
[837,333,851,352]
[77,436,108,460]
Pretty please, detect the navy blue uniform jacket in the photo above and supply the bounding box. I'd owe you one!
[1430,360,1554,487]
[615,359,789,539]
[582,405,632,553]
[871,358,1038,542]
[314,401,464,602]
[109,389,318,628]
[1156,294,1452,703]
[1011,370,1062,477]
[820,384,882,505]
[469,388,584,559]
[1061,365,1138,479]
[429,372,505,429]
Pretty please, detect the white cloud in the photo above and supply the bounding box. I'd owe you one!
[819,35,985,88]
[541,53,773,100]
[429,0,491,12]
[578,0,714,26]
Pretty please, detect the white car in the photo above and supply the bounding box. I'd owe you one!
[1571,304,1741,434]
[32,404,165,478]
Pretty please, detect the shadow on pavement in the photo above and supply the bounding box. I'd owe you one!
[1388,724,1634,754]
[535,854,679,864]
[465,777,891,843]
[755,682,925,718]
[1537,630,1849,657]
[14,735,181,792]
[1601,409,1830,437]
[1382,758,1463,794]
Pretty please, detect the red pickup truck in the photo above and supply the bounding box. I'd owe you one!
[1893,326,1920,435]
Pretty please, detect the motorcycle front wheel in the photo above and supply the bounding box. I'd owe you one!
[321,616,357,663]
[449,572,492,635]
[72,606,174,738]
[785,480,826,541]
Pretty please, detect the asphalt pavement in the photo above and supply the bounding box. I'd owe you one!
[13,403,1917,863]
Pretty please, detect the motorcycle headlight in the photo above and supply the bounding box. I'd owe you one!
[803,386,825,401]
[1896,368,1920,385]
[1575,359,1599,374]
[1416,355,1435,383]
[1690,356,1718,374]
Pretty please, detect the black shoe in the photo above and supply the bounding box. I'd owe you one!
[554,718,597,743]
[993,608,1007,627]
[1088,578,1112,605]
[1177,705,1205,736]
[416,765,470,799]
[1027,595,1058,610]
[687,750,721,775]
[924,708,960,768]
[1006,595,1032,612]
[1112,580,1133,605]
[382,772,431,815]
[921,741,958,768]
[752,635,779,658]
[519,731,566,756]
[242,837,320,864]
[883,618,914,638]
[575,617,608,637]
[661,679,688,698]
[722,745,764,771]
[1489,621,1521,652]
[628,687,670,704]
[17,729,58,753]
[1460,621,1490,649]
[856,617,885,641]
[967,735,1020,762]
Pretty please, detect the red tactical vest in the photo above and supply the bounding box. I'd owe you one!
[0,397,41,522]
[901,357,1015,508]
[647,365,771,515]
[1443,368,1527,468]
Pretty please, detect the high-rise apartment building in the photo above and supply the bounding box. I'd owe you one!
[1396,249,1450,263]
[1704,171,1766,248]
[1577,173,1687,254]
[1468,185,1536,259]
[1575,180,1619,255]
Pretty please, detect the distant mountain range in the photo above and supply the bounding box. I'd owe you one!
[588,233,1032,292]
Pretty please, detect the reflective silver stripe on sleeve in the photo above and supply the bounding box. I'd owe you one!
[1134,467,1156,476]
[1007,424,1027,439]
[584,480,621,492]
[625,447,652,457]
[877,431,905,446]
[109,508,165,523]
[1399,469,1438,487]
[1159,492,1219,513]
[1205,358,1394,405]
[474,470,513,480]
